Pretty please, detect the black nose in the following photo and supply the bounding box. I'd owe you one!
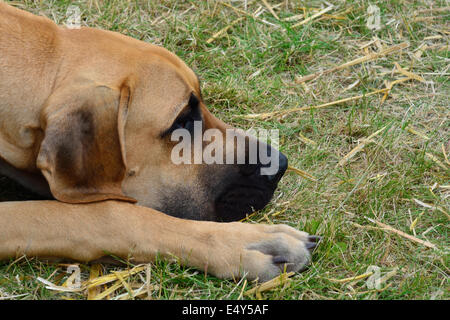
[238,144,288,185]
[263,149,288,184]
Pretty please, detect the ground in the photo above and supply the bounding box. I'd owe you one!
[0,0,448,300]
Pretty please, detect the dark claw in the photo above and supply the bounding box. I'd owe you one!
[272,256,288,264]
[308,235,322,243]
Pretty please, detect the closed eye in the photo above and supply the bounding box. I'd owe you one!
[161,93,202,137]
[172,111,196,132]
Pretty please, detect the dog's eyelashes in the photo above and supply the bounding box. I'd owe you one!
[174,117,194,131]
[170,109,201,134]
[160,113,198,138]
[161,93,202,138]
[174,120,185,129]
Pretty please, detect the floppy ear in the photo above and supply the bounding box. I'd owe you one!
[37,79,136,204]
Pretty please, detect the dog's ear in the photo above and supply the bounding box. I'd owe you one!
[37,79,136,204]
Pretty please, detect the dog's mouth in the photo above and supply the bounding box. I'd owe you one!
[214,150,288,222]
[214,183,277,222]
[151,149,288,222]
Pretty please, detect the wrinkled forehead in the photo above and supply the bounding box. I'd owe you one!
[130,61,199,130]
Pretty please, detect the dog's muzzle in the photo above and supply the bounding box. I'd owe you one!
[215,145,288,222]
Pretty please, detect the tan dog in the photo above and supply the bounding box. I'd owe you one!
[0,2,319,282]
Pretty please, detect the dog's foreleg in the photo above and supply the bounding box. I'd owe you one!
[0,200,317,281]
[0,200,207,263]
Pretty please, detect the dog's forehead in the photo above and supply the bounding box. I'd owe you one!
[141,46,201,93]
[128,49,201,121]
[124,64,192,132]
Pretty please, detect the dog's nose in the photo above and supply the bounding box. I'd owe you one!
[263,148,288,184]
[239,144,288,184]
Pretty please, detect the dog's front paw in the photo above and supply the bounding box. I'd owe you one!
[211,223,320,282]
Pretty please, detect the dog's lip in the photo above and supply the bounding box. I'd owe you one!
[214,182,277,200]
[213,181,278,221]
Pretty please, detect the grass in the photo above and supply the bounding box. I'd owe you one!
[0,0,449,300]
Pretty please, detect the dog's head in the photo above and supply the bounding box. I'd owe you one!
[37,43,287,221]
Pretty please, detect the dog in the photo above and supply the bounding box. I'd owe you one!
[0,2,319,282]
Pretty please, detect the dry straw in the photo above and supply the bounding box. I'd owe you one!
[287,165,318,181]
[291,5,334,28]
[218,2,270,26]
[242,88,389,120]
[245,271,294,296]
[327,271,374,284]
[414,198,450,220]
[442,144,450,165]
[406,126,430,140]
[337,125,388,167]
[87,264,102,300]
[261,0,279,20]
[366,217,437,249]
[206,17,245,44]
[295,42,410,83]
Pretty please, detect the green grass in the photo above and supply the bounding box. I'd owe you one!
[0,0,449,300]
